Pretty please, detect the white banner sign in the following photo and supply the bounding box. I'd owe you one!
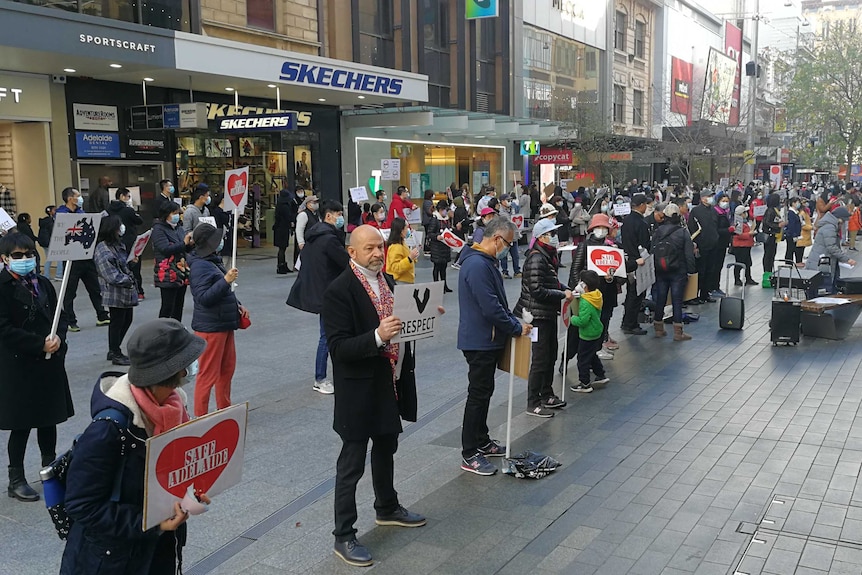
[198,216,217,228]
[613,203,631,217]
[0,207,15,233]
[46,213,102,261]
[440,228,466,252]
[392,281,444,343]
[223,167,250,211]
[73,103,119,131]
[381,159,401,181]
[635,253,656,295]
[753,204,767,218]
[349,186,369,203]
[143,404,248,531]
[127,229,152,262]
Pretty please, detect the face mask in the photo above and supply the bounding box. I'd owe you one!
[686,202,693,210]
[119,224,126,236]
[719,201,729,210]
[76,196,84,208]
[757,194,763,199]
[170,214,180,225]
[375,211,385,221]
[495,238,510,260]
[335,215,345,229]
[187,359,199,377]
[308,203,318,212]
[406,229,413,238]
[555,203,563,208]
[593,228,608,239]
[169,185,175,195]
[9,257,36,276]
[548,235,560,248]
[205,196,212,206]
[297,191,305,198]
[601,205,608,213]
[707,196,715,206]
[216,239,224,253]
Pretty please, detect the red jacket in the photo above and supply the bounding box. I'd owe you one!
[385,194,414,227]
[731,222,755,248]
[749,198,765,221]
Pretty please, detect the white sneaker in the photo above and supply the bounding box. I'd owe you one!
[313,380,334,395]
[597,350,615,360]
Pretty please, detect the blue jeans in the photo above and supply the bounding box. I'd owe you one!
[45,259,63,279]
[500,245,520,274]
[316,315,329,382]
[653,273,688,323]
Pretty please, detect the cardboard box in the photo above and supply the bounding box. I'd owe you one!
[666,273,698,306]
[498,335,532,380]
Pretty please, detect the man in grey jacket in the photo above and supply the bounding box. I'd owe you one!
[183,185,211,234]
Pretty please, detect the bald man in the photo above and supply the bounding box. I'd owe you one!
[321,224,425,566]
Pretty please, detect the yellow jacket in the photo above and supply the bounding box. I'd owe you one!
[798,210,813,247]
[386,242,415,283]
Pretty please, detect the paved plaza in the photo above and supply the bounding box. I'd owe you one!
[3,247,862,574]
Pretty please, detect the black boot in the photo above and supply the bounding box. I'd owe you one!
[7,466,39,502]
[277,263,289,275]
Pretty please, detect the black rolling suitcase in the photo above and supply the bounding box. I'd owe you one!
[770,263,801,346]
[719,263,746,330]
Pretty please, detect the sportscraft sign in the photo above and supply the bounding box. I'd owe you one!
[392,281,444,343]
[279,61,404,95]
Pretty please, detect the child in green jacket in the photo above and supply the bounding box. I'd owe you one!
[569,270,610,393]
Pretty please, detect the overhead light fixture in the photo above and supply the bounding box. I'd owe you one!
[357,95,366,100]
[143,77,154,82]
[318,98,326,102]
[63,68,76,73]
[109,63,123,69]
[225,87,235,92]
[267,84,277,88]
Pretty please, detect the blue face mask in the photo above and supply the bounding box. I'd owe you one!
[169,185,176,195]
[170,214,180,225]
[119,224,126,236]
[76,196,84,209]
[9,257,36,276]
[335,215,345,229]
[205,196,212,206]
[216,239,224,253]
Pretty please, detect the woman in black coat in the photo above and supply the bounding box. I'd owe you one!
[273,188,297,274]
[0,232,73,502]
[427,199,453,293]
[151,202,191,322]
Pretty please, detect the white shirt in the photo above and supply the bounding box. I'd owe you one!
[353,261,386,347]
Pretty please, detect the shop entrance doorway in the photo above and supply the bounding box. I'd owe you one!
[75,161,165,224]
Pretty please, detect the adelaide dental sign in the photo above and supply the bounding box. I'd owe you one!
[279,61,404,96]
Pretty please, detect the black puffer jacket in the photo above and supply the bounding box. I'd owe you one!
[427,215,452,264]
[651,221,697,276]
[513,242,567,321]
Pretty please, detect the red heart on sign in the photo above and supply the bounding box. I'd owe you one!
[443,232,464,248]
[590,249,623,275]
[227,172,248,207]
[155,419,240,498]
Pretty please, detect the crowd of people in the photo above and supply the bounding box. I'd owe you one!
[3,171,862,571]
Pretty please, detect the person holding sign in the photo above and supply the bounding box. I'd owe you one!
[0,232,73,502]
[107,188,144,299]
[189,224,248,416]
[152,202,192,322]
[385,218,418,284]
[93,216,139,366]
[321,225,425,567]
[427,200,454,293]
[650,203,696,341]
[60,319,210,574]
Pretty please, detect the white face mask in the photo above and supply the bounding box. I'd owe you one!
[719,201,729,210]
[593,228,609,239]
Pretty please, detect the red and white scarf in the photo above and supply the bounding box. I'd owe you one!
[349,260,400,389]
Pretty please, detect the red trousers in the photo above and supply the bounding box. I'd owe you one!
[193,330,236,416]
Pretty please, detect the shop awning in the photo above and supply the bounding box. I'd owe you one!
[343,106,561,140]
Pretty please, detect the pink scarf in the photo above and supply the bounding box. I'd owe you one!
[349,261,400,389]
[130,386,189,436]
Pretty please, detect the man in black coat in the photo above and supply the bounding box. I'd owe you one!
[620,194,652,334]
[287,200,349,394]
[321,225,425,567]
[107,187,145,296]
[687,189,720,303]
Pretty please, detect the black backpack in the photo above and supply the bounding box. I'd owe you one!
[41,407,129,540]
[653,227,682,273]
[37,216,53,248]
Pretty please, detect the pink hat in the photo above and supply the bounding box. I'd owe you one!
[480,207,496,216]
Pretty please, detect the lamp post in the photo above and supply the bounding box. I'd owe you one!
[744,0,761,184]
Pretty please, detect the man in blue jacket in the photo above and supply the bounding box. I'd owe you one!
[457,217,532,476]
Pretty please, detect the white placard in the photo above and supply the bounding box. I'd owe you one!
[511,214,525,229]
[635,253,656,295]
[223,167,250,211]
[73,103,119,131]
[381,159,401,181]
[407,229,424,249]
[127,186,141,208]
[392,281,444,343]
[613,203,631,217]
[586,245,627,278]
[127,229,152,262]
[379,228,391,241]
[0,208,15,233]
[198,216,217,228]
[79,177,90,191]
[753,205,767,218]
[440,228,466,252]
[349,186,369,203]
[46,213,102,261]
[405,207,421,224]
[143,404,248,531]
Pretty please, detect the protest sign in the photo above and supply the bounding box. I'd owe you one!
[405,206,421,224]
[392,281,444,343]
[143,404,248,530]
[407,229,424,250]
[0,208,15,233]
[223,167,249,280]
[127,229,152,262]
[635,253,656,295]
[198,216,217,228]
[586,246,627,278]
[349,186,369,203]
[511,214,525,229]
[613,203,631,217]
[753,204,767,218]
[440,229,466,252]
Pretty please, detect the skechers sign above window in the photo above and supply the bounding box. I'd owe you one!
[279,62,403,96]
[217,112,298,132]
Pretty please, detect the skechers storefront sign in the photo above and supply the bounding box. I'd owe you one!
[217,113,297,132]
[279,62,403,95]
